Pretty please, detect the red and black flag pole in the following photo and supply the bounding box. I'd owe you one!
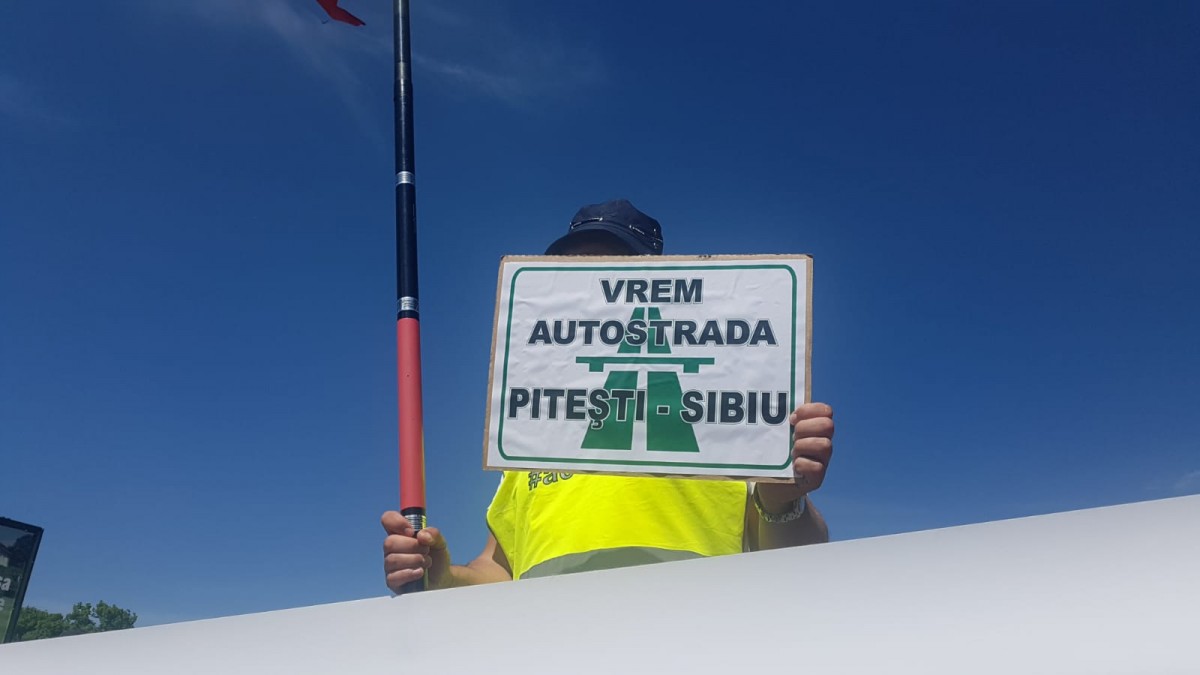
[317,0,426,593]
[393,0,428,594]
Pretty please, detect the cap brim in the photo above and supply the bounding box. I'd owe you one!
[544,228,635,256]
[544,224,654,256]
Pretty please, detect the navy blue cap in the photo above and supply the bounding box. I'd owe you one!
[545,199,664,256]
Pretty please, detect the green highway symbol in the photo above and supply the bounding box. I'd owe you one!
[575,356,714,373]
[580,307,701,453]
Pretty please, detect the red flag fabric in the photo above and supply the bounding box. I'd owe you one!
[316,0,365,26]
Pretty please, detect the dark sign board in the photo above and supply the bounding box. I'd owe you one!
[1,517,43,644]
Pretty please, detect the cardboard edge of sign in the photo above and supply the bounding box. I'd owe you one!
[481,253,813,484]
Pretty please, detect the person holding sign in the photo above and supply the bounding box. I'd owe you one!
[382,200,833,592]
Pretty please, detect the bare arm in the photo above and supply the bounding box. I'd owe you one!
[744,402,834,551]
[745,490,829,551]
[442,532,513,588]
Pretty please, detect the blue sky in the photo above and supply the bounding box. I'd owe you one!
[2,1,1197,626]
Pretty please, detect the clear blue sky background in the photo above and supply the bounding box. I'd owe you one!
[2,1,1197,627]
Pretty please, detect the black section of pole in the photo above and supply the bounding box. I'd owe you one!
[395,0,419,321]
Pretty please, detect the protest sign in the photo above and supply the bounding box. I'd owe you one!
[483,255,811,480]
[0,517,43,644]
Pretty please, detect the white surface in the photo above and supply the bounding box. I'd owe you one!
[3,495,1198,674]
[486,255,810,478]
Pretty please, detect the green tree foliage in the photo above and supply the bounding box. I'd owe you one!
[14,601,137,641]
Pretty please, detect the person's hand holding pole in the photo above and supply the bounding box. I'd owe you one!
[382,511,452,593]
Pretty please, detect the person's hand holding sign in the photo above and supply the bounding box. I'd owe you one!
[788,402,834,491]
[747,402,833,548]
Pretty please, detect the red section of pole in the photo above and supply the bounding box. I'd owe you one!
[397,317,426,510]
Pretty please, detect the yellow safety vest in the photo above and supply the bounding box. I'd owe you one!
[486,471,748,580]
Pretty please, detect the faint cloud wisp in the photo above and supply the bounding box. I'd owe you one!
[165,0,603,112]
[161,0,387,141]
[0,73,75,128]
[1173,469,1200,495]
[413,48,603,107]
[409,1,606,106]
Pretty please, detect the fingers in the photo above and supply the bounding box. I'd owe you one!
[793,416,834,441]
[384,548,430,592]
[792,455,828,491]
[789,402,833,425]
[793,435,832,461]
[382,512,423,593]
[790,403,834,446]
[383,530,429,593]
[417,527,447,553]
[381,510,413,537]
[383,532,429,556]
[382,513,447,549]
[385,563,427,593]
[792,441,829,490]
[789,402,833,492]
[381,516,450,593]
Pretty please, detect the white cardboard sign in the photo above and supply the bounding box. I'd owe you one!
[483,255,811,480]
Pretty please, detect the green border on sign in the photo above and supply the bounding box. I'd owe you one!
[497,264,799,471]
